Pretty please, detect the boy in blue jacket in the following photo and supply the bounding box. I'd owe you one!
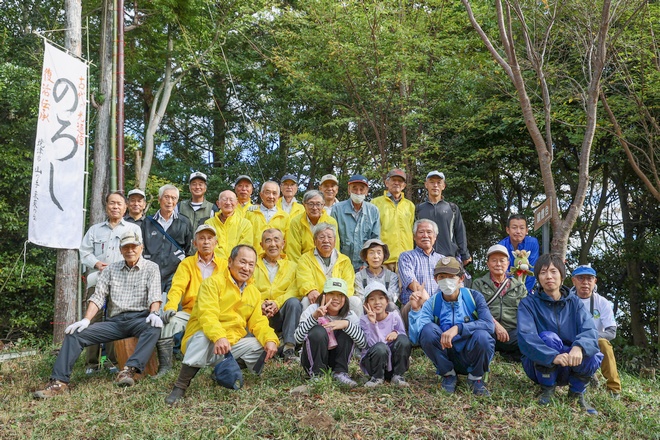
[408,257,495,396]
[517,254,603,415]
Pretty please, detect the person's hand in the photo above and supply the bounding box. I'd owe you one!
[440,325,459,349]
[214,337,231,355]
[364,303,377,324]
[385,331,398,342]
[552,353,569,366]
[161,309,176,325]
[94,261,109,271]
[313,296,329,319]
[323,319,348,331]
[462,257,472,266]
[264,341,278,361]
[409,287,430,312]
[307,290,320,304]
[494,321,509,342]
[262,301,279,318]
[146,312,163,328]
[567,346,583,367]
[65,318,90,334]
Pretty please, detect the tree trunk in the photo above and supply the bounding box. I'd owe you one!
[54,0,82,345]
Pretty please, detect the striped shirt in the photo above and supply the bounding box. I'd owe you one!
[398,246,444,305]
[90,257,162,317]
[295,306,366,349]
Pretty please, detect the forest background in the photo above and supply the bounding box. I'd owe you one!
[0,0,659,372]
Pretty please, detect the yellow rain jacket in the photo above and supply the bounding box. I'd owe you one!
[244,205,291,255]
[371,191,415,264]
[277,198,305,219]
[204,212,253,260]
[285,212,340,263]
[296,250,355,298]
[182,267,279,352]
[253,254,298,308]
[164,252,227,313]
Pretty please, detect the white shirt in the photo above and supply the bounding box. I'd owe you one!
[579,291,616,332]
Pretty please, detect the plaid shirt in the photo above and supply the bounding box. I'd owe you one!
[398,246,444,305]
[89,256,162,317]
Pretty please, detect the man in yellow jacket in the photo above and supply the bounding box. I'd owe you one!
[371,169,415,272]
[205,190,253,260]
[234,175,254,216]
[253,228,302,362]
[165,245,279,404]
[155,224,225,376]
[245,181,290,255]
[286,190,340,263]
[296,223,360,316]
[277,174,305,218]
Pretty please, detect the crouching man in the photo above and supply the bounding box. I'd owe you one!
[408,257,495,396]
[34,231,163,398]
[165,245,279,404]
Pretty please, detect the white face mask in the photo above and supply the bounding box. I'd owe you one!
[350,193,366,204]
[437,278,459,296]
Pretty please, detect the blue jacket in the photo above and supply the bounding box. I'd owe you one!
[330,200,381,270]
[408,288,495,351]
[517,286,600,368]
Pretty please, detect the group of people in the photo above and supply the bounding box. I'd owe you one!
[34,169,621,416]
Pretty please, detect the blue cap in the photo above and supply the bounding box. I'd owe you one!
[213,352,243,390]
[281,174,298,184]
[348,174,369,187]
[572,265,597,277]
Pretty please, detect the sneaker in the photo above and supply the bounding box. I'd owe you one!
[538,385,556,405]
[364,377,385,388]
[34,380,69,399]
[85,366,100,375]
[115,366,138,387]
[165,386,186,405]
[569,391,598,415]
[283,348,300,363]
[441,374,457,393]
[333,372,357,388]
[391,375,409,387]
[467,378,491,396]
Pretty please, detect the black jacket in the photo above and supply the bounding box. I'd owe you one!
[142,214,192,292]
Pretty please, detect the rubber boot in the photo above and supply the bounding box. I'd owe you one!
[155,338,174,378]
[165,364,200,405]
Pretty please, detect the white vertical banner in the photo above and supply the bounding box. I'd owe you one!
[28,42,87,249]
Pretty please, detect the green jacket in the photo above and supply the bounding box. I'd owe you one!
[472,274,527,332]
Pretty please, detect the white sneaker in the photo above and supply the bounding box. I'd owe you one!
[333,372,357,388]
[364,377,384,388]
[391,375,409,387]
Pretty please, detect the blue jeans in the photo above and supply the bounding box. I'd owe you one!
[522,331,603,393]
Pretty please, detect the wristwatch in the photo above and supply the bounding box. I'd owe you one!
[150,310,161,317]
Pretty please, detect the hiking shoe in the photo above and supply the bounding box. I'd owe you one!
[538,385,556,405]
[115,366,138,387]
[333,372,357,388]
[441,374,457,393]
[364,377,385,388]
[467,378,491,396]
[283,348,300,363]
[607,390,621,400]
[590,375,600,389]
[391,375,409,387]
[569,391,598,415]
[165,386,186,405]
[34,380,69,399]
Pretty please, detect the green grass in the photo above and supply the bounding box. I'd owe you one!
[1,349,658,439]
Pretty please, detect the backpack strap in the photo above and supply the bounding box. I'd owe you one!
[433,294,442,325]
[384,270,391,290]
[461,287,479,321]
[362,277,368,289]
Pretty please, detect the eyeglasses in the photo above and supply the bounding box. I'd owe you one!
[306,202,324,208]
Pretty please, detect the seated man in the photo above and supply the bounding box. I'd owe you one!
[571,264,621,399]
[408,257,495,396]
[205,190,253,259]
[471,244,527,360]
[518,254,602,414]
[165,245,279,404]
[296,223,360,316]
[244,180,291,255]
[253,228,302,362]
[155,224,225,376]
[34,231,162,398]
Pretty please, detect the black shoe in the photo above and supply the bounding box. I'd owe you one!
[165,386,186,405]
[568,391,598,415]
[538,385,555,405]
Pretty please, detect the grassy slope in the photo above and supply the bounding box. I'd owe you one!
[1,349,658,440]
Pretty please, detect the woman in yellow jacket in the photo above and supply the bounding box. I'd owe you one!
[286,190,340,263]
[165,245,278,404]
[296,223,361,316]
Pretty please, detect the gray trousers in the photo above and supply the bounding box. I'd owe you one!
[268,298,302,346]
[51,311,160,383]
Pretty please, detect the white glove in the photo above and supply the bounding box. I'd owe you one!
[146,313,163,328]
[65,318,90,335]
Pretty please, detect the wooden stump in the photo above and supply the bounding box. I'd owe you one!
[113,337,158,379]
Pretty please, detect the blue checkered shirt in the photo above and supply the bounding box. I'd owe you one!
[398,247,444,305]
